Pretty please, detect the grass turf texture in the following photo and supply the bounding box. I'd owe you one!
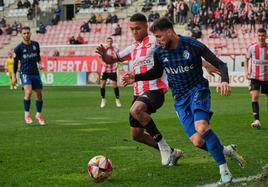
[0,86,267,187]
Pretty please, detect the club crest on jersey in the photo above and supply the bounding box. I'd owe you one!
[145,43,152,48]
[183,50,190,59]
[163,57,169,62]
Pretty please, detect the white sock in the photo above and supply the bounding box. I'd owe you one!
[219,163,230,174]
[36,112,41,116]
[24,111,30,115]
[158,138,170,150]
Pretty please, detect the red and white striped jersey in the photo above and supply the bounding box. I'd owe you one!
[101,47,118,73]
[117,35,168,96]
[247,43,268,81]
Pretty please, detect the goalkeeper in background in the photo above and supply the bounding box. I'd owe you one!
[4,52,17,90]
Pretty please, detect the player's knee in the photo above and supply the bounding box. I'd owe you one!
[190,133,204,147]
[195,120,209,134]
[130,106,142,118]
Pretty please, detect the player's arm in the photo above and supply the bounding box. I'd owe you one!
[96,44,119,64]
[244,57,250,80]
[36,42,43,70]
[12,57,19,85]
[199,44,230,96]
[122,52,163,86]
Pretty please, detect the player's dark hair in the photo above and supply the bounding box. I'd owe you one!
[21,26,30,32]
[258,28,266,34]
[149,17,174,32]
[130,13,147,23]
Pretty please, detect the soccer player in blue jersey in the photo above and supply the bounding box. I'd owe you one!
[12,26,45,125]
[122,17,245,185]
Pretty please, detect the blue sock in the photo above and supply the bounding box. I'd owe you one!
[36,100,43,113]
[24,99,31,112]
[201,129,226,165]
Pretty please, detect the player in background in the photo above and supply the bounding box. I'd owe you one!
[12,26,45,126]
[96,13,183,166]
[122,17,245,185]
[244,28,268,129]
[4,52,17,89]
[99,37,122,108]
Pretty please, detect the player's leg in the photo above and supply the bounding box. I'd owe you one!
[111,73,121,107]
[100,76,107,108]
[130,126,158,149]
[32,75,45,125]
[20,74,33,124]
[249,79,261,128]
[261,81,268,110]
[130,90,183,166]
[9,73,14,89]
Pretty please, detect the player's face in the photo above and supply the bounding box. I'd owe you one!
[153,29,172,49]
[129,21,148,42]
[257,32,266,47]
[106,39,113,47]
[21,29,31,43]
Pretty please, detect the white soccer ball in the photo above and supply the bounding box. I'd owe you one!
[87,155,112,182]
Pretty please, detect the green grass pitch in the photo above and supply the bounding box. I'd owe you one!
[0,86,267,187]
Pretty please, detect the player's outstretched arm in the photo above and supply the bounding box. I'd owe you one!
[202,61,220,76]
[216,82,231,96]
[135,52,164,82]
[95,44,117,64]
[122,72,135,87]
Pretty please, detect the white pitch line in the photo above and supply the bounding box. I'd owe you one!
[197,174,261,187]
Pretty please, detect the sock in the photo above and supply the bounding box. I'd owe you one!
[36,100,43,113]
[114,87,119,99]
[252,102,259,120]
[144,119,163,142]
[201,129,226,165]
[24,99,31,113]
[100,88,105,98]
[219,163,230,174]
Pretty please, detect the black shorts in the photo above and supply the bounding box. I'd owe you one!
[129,89,165,128]
[100,72,117,81]
[249,79,268,94]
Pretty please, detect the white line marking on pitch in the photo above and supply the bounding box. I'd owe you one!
[197,175,261,187]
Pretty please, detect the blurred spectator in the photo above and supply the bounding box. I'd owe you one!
[112,24,122,36]
[142,1,152,12]
[111,13,118,23]
[0,28,3,35]
[0,18,6,27]
[69,36,78,44]
[148,11,160,22]
[53,50,60,56]
[76,33,86,44]
[52,6,61,25]
[11,21,18,35]
[80,22,90,32]
[191,0,200,20]
[27,6,34,20]
[96,14,104,23]
[23,0,31,8]
[106,13,112,23]
[167,0,175,23]
[191,25,202,38]
[88,14,97,24]
[179,0,189,24]
[36,23,47,34]
[17,0,23,9]
[5,24,12,35]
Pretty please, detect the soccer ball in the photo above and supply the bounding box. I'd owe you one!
[87,155,112,182]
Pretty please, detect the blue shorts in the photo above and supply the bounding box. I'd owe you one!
[174,87,212,137]
[20,74,43,90]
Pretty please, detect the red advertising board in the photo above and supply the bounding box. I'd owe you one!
[41,56,103,72]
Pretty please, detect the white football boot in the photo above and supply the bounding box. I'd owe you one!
[100,99,106,108]
[115,99,122,107]
[251,120,261,129]
[224,144,246,168]
[218,169,232,186]
[168,149,184,166]
[158,138,172,166]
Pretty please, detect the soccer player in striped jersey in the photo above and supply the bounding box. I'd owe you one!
[100,37,121,108]
[12,26,45,126]
[244,28,268,129]
[122,17,245,185]
[96,13,183,166]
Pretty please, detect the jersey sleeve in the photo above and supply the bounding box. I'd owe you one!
[36,42,41,62]
[246,45,252,59]
[116,45,132,62]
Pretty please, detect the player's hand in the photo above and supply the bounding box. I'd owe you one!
[121,73,135,87]
[245,73,250,80]
[216,82,231,96]
[38,63,44,71]
[203,61,220,76]
[95,44,107,57]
